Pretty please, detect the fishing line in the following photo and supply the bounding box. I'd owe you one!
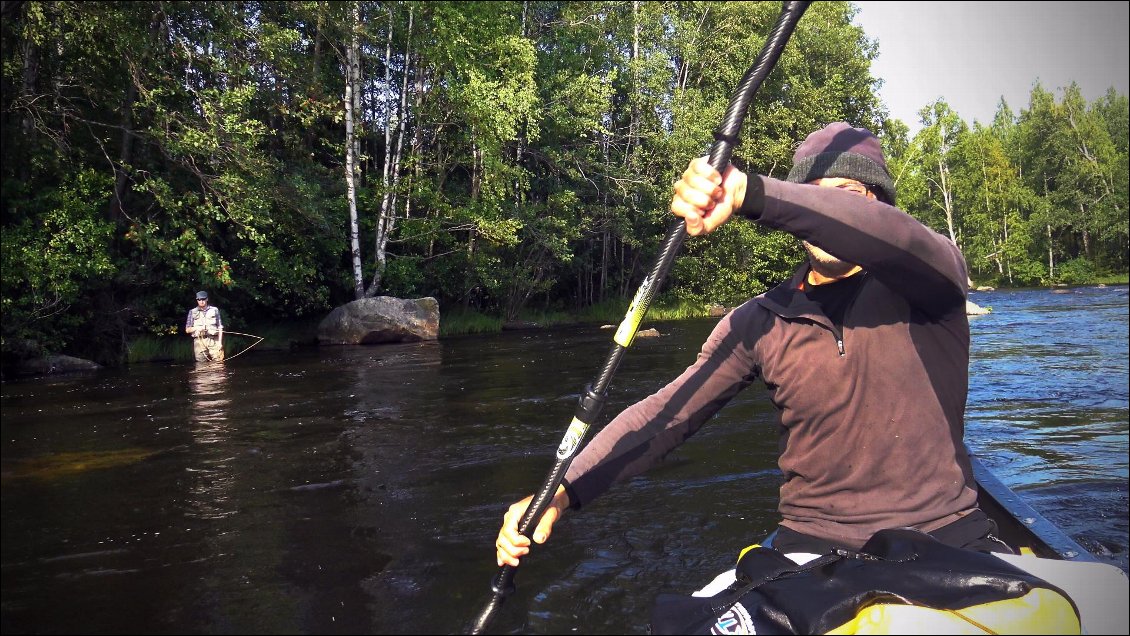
[221,331,265,362]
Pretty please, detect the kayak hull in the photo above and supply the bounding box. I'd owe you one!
[967,446,1098,562]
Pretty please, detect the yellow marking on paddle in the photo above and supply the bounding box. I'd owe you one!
[555,417,590,460]
[614,274,654,348]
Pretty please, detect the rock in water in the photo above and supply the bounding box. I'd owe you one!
[318,297,440,344]
[965,300,991,316]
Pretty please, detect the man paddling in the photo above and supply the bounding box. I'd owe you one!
[495,122,1009,570]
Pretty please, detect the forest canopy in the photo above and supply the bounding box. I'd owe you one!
[2,1,1126,366]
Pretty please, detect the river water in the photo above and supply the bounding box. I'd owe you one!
[2,286,1127,634]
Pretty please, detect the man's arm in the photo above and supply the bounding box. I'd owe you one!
[496,309,763,566]
[754,178,968,317]
[669,158,967,318]
[564,308,762,508]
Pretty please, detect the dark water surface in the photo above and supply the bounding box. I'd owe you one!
[3,286,1127,634]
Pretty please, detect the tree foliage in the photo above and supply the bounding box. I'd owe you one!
[895,85,1128,286]
[2,1,1126,366]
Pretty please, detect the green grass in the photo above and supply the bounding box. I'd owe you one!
[439,297,715,337]
[127,335,264,364]
[244,320,320,349]
[438,309,503,337]
[571,297,712,323]
[127,317,322,364]
[1092,273,1129,285]
[646,298,716,321]
[971,272,1129,289]
[126,335,195,364]
[125,298,724,361]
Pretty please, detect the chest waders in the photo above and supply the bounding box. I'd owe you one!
[192,308,224,363]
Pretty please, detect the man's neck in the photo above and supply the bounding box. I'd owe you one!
[806,265,863,286]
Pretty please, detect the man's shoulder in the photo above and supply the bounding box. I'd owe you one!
[725,294,778,325]
[748,273,803,312]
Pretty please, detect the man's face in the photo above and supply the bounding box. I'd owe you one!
[811,177,875,199]
[197,298,208,308]
[802,178,875,277]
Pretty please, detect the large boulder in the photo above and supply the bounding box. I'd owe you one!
[318,296,440,345]
[17,354,103,376]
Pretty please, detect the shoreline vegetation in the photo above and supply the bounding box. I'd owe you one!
[3,3,1126,376]
[118,278,1128,366]
[122,296,714,365]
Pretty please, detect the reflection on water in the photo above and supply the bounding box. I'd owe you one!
[0,447,160,482]
[187,365,235,521]
[1,287,1126,634]
[189,364,231,415]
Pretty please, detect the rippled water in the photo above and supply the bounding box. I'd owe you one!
[964,285,1129,566]
[2,286,1126,634]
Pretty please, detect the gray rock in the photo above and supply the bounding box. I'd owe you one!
[965,300,991,316]
[318,297,440,345]
[19,354,103,376]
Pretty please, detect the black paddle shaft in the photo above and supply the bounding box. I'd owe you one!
[469,2,811,633]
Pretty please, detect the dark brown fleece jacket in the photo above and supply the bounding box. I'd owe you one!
[563,176,977,549]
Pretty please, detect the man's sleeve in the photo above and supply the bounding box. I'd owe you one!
[563,308,763,508]
[755,178,968,318]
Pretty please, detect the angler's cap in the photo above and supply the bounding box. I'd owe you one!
[196,290,209,300]
[786,122,896,204]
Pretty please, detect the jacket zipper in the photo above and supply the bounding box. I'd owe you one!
[832,326,845,357]
[799,318,846,357]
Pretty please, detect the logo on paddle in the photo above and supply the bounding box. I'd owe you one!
[556,418,589,460]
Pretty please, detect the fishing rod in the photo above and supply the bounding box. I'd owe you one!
[468,2,811,633]
[221,330,265,362]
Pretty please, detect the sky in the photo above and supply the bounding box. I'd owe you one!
[852,1,1129,136]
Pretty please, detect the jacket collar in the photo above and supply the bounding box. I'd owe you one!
[756,263,823,321]
[755,263,866,329]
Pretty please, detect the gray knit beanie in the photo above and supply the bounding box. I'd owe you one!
[786,122,896,204]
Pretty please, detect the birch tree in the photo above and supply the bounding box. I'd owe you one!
[367,4,414,296]
[916,99,966,249]
[344,1,364,298]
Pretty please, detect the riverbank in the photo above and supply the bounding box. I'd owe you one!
[114,298,714,366]
[125,281,1127,364]
[10,280,1128,372]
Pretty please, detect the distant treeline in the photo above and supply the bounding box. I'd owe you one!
[2,1,1126,366]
